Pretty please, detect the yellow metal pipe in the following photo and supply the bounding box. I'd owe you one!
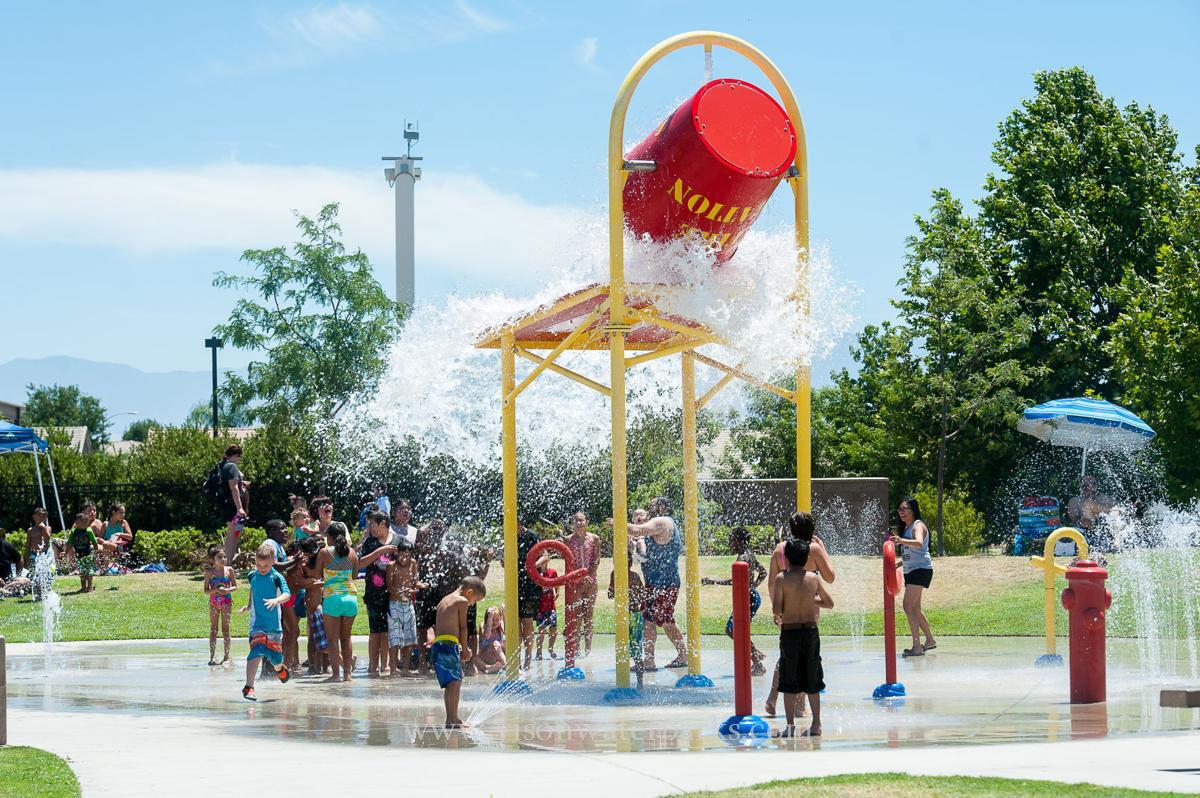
[681,352,702,675]
[506,304,607,403]
[1028,527,1089,657]
[515,349,611,397]
[626,307,719,342]
[500,333,520,681]
[697,372,736,410]
[610,327,631,688]
[795,365,811,512]
[692,352,795,404]
[624,335,708,368]
[609,30,810,687]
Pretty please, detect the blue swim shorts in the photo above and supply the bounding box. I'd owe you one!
[431,636,462,688]
[725,589,762,636]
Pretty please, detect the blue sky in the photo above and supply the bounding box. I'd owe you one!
[3,0,1198,383]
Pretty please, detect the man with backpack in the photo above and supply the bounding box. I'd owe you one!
[204,444,250,561]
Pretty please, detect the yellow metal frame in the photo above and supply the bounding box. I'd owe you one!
[1028,527,1089,658]
[483,31,810,688]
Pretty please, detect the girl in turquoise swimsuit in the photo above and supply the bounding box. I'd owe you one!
[313,522,396,682]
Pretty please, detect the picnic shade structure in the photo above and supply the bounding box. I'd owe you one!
[1017,397,1156,477]
[0,420,67,532]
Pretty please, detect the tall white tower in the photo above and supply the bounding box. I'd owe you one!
[382,121,422,306]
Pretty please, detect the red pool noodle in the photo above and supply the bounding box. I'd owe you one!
[526,539,588,669]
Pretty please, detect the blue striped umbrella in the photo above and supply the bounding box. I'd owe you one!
[1018,397,1155,475]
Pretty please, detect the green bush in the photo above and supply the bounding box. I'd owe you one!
[5,529,25,554]
[131,526,266,571]
[915,484,985,555]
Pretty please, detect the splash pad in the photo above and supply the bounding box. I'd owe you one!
[477,30,811,700]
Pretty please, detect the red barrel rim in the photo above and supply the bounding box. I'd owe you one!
[689,78,796,179]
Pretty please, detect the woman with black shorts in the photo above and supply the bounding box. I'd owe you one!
[891,497,936,657]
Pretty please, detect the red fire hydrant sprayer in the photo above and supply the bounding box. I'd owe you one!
[1061,560,1111,704]
[526,539,588,681]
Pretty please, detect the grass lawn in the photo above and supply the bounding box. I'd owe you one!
[0,554,1153,643]
[0,747,80,798]
[662,773,1182,797]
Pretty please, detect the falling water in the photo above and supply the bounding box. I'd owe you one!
[1105,502,1200,680]
[32,551,62,670]
[815,496,886,659]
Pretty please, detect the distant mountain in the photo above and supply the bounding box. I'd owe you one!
[0,356,244,432]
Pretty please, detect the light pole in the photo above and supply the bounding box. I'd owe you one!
[204,337,224,438]
[105,411,140,442]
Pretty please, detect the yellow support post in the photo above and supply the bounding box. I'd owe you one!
[795,364,811,512]
[605,30,809,696]
[681,352,704,678]
[1028,527,1089,665]
[500,333,521,683]
[610,326,631,690]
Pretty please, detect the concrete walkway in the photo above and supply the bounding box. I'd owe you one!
[9,707,1200,795]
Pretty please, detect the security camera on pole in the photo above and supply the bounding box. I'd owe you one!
[382,121,422,307]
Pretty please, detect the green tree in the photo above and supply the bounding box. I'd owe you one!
[184,397,251,430]
[1109,182,1200,499]
[121,418,161,442]
[23,383,110,447]
[897,190,1042,554]
[979,67,1185,401]
[213,203,404,427]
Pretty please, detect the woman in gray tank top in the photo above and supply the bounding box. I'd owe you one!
[891,497,936,657]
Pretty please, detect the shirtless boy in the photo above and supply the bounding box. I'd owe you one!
[431,575,486,728]
[25,508,53,569]
[772,539,833,738]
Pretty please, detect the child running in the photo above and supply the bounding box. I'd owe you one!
[386,538,423,676]
[432,575,486,728]
[240,542,292,700]
[313,521,395,682]
[204,545,237,665]
[702,526,768,675]
[772,540,833,737]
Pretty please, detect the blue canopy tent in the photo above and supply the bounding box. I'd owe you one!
[0,421,67,532]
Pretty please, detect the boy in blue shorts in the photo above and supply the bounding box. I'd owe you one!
[239,542,292,700]
[702,526,768,675]
[432,575,486,728]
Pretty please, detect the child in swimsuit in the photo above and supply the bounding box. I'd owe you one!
[204,545,237,665]
[239,542,292,700]
[702,526,768,675]
[535,564,559,660]
[432,575,486,728]
[475,604,507,674]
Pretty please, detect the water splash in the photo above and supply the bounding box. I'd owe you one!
[32,551,62,670]
[1105,502,1200,680]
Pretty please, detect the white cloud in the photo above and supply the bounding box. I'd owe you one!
[273,2,383,52]
[202,1,517,78]
[0,162,588,286]
[573,36,600,72]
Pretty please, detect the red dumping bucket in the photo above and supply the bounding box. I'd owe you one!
[623,78,796,265]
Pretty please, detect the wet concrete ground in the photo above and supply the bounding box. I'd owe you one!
[7,634,1198,752]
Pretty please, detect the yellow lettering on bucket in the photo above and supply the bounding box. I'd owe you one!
[686,193,710,216]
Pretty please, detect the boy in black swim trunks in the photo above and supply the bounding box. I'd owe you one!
[432,575,486,728]
[772,540,833,738]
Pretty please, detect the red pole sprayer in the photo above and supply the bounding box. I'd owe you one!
[873,540,906,700]
[1062,561,1111,704]
[526,539,587,680]
[719,561,767,741]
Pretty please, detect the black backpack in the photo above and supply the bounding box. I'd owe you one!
[202,460,229,510]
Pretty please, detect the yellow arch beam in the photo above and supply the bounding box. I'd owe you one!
[607,31,809,689]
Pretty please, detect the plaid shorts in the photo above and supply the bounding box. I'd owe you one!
[308,608,328,650]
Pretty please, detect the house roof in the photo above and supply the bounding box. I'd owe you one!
[33,426,91,453]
